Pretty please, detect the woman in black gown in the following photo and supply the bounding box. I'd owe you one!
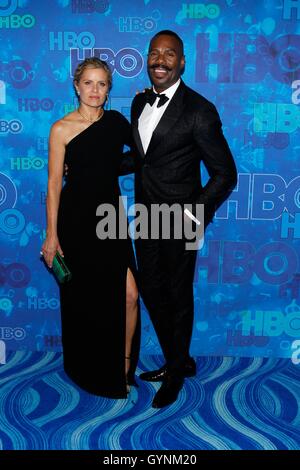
[41,58,139,398]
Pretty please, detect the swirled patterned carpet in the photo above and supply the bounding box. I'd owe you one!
[0,351,299,450]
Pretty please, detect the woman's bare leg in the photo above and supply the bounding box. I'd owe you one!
[125,268,138,377]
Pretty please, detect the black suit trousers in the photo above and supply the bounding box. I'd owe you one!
[135,235,197,376]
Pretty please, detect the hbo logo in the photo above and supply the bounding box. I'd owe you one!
[27,298,60,310]
[0,327,26,341]
[71,48,143,78]
[49,31,96,51]
[0,60,34,89]
[0,263,30,287]
[182,3,220,19]
[18,98,53,112]
[227,330,269,347]
[0,14,35,29]
[71,0,109,13]
[10,157,46,170]
[119,16,157,33]
[0,120,22,134]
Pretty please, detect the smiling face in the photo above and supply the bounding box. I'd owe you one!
[147,34,185,93]
[75,67,109,108]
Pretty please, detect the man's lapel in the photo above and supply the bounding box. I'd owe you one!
[132,96,146,158]
[146,81,186,157]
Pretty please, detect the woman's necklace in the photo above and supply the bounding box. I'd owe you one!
[77,107,104,123]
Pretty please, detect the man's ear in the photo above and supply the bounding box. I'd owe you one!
[180,55,186,71]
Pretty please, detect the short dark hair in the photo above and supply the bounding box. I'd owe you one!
[149,30,184,56]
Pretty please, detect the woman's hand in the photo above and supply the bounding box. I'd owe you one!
[136,87,151,95]
[41,235,64,268]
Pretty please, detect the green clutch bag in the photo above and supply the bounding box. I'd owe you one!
[52,252,72,284]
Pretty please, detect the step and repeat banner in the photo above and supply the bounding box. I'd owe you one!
[0,0,300,362]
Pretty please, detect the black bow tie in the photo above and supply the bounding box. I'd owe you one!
[145,89,169,108]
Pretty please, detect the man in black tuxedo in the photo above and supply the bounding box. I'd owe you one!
[130,30,237,408]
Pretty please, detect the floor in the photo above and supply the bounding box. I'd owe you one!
[0,351,299,450]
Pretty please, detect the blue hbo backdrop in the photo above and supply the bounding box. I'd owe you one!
[0,0,300,361]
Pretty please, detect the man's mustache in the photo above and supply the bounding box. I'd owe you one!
[149,64,172,72]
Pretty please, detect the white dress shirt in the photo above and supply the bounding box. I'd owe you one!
[138,79,181,154]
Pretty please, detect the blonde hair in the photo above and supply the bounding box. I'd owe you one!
[73,57,112,90]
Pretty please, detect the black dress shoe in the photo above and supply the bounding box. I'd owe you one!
[139,365,167,382]
[139,358,196,382]
[152,376,184,408]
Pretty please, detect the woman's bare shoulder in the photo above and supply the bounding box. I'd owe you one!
[50,111,79,141]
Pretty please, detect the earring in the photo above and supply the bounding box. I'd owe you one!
[77,90,80,96]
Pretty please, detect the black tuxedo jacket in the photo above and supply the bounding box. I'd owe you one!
[122,81,237,227]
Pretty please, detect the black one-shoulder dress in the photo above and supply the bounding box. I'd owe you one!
[57,110,139,398]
